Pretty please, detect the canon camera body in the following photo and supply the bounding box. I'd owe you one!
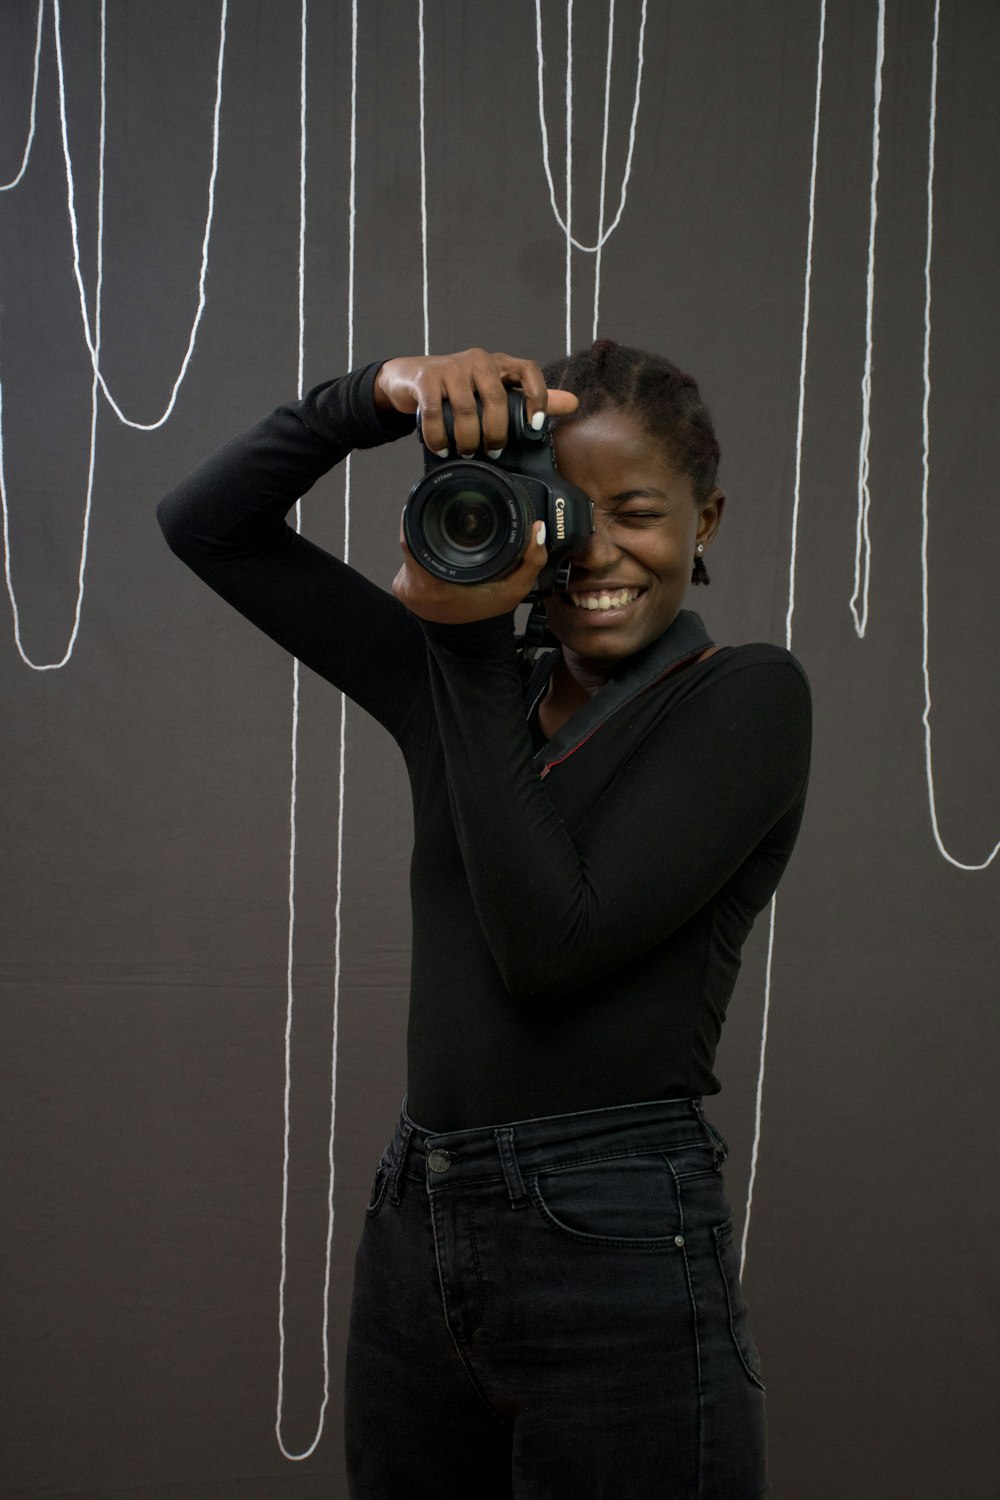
[403,389,594,598]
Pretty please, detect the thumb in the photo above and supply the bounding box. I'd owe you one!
[545,388,580,417]
[506,519,549,594]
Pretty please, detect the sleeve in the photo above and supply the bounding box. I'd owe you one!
[420,616,812,1002]
[155,359,426,741]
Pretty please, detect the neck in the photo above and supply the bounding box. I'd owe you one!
[554,648,613,701]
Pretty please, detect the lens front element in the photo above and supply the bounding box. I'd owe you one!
[405,464,531,582]
[438,489,500,552]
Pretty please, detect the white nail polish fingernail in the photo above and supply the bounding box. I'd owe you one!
[530,411,546,431]
[486,448,504,460]
[435,447,449,458]
[537,522,547,547]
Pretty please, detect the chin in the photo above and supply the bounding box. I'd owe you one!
[545,602,680,663]
[545,621,645,665]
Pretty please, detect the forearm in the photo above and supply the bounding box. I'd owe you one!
[156,362,426,738]
[156,361,415,559]
[421,623,812,1002]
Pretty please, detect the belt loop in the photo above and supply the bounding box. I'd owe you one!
[494,1126,529,1210]
[690,1097,727,1169]
[387,1115,415,1206]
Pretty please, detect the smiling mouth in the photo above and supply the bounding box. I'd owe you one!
[560,586,647,613]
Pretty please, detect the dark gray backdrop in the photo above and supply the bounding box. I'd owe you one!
[1,2,997,1496]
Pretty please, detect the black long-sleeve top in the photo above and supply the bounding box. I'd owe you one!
[156,360,812,1132]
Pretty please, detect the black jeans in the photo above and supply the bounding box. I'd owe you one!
[345,1094,767,1498]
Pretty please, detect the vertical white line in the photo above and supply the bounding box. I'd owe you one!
[919,0,998,872]
[591,0,615,342]
[276,646,303,1452]
[742,893,778,1267]
[276,0,334,1464]
[565,0,573,354]
[782,0,826,652]
[0,0,44,192]
[334,2,359,1150]
[742,0,827,1282]
[297,8,307,407]
[419,0,429,357]
[850,0,885,640]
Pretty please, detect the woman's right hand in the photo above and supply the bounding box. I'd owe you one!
[372,348,579,458]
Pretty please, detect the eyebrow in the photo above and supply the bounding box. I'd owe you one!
[607,488,669,503]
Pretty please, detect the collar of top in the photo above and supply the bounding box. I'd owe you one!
[524,609,715,778]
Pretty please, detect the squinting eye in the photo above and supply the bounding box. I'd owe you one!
[618,511,662,522]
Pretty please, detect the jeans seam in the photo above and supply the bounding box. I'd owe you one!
[387,1118,414,1206]
[664,1150,706,1497]
[532,1137,708,1173]
[713,1223,767,1392]
[426,1189,504,1425]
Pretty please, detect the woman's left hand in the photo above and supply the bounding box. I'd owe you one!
[392,517,549,624]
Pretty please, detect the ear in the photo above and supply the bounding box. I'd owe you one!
[697,488,725,546]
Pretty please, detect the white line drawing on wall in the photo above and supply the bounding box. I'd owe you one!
[743,0,828,1280]
[0,0,227,669]
[535,0,649,349]
[275,0,342,1464]
[54,0,228,430]
[0,0,43,193]
[850,0,885,640]
[919,0,998,872]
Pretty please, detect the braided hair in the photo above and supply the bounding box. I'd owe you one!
[541,339,721,584]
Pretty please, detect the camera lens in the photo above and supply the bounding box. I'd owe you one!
[404,463,532,583]
[420,474,513,570]
[439,490,499,551]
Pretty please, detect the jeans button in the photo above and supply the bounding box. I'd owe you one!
[427,1149,454,1173]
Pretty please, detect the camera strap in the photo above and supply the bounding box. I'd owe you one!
[515,600,559,667]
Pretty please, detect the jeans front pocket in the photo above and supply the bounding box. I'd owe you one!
[528,1145,707,1248]
[712,1218,766,1390]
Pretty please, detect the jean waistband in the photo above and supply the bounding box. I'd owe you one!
[384,1094,726,1204]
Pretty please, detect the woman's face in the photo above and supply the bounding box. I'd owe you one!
[544,406,725,675]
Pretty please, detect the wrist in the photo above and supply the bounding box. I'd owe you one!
[372,363,393,413]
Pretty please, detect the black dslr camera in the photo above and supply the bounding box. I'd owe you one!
[403,388,594,599]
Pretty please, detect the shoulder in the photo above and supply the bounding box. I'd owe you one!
[704,641,810,694]
[682,643,812,732]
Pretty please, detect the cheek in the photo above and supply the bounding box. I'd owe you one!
[638,533,694,578]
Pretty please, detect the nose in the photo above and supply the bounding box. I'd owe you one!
[572,510,622,574]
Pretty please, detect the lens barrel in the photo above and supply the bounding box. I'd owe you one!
[403,462,533,583]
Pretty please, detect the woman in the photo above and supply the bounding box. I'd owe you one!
[157,343,812,1498]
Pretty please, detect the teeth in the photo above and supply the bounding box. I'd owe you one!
[568,588,641,611]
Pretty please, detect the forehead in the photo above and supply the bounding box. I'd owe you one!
[551,406,691,500]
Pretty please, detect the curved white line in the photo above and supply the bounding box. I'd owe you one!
[534,0,647,257]
[0,0,43,192]
[53,0,227,431]
[0,0,107,671]
[920,0,998,872]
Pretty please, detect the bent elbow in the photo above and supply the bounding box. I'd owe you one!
[495,948,593,1006]
[155,492,189,555]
